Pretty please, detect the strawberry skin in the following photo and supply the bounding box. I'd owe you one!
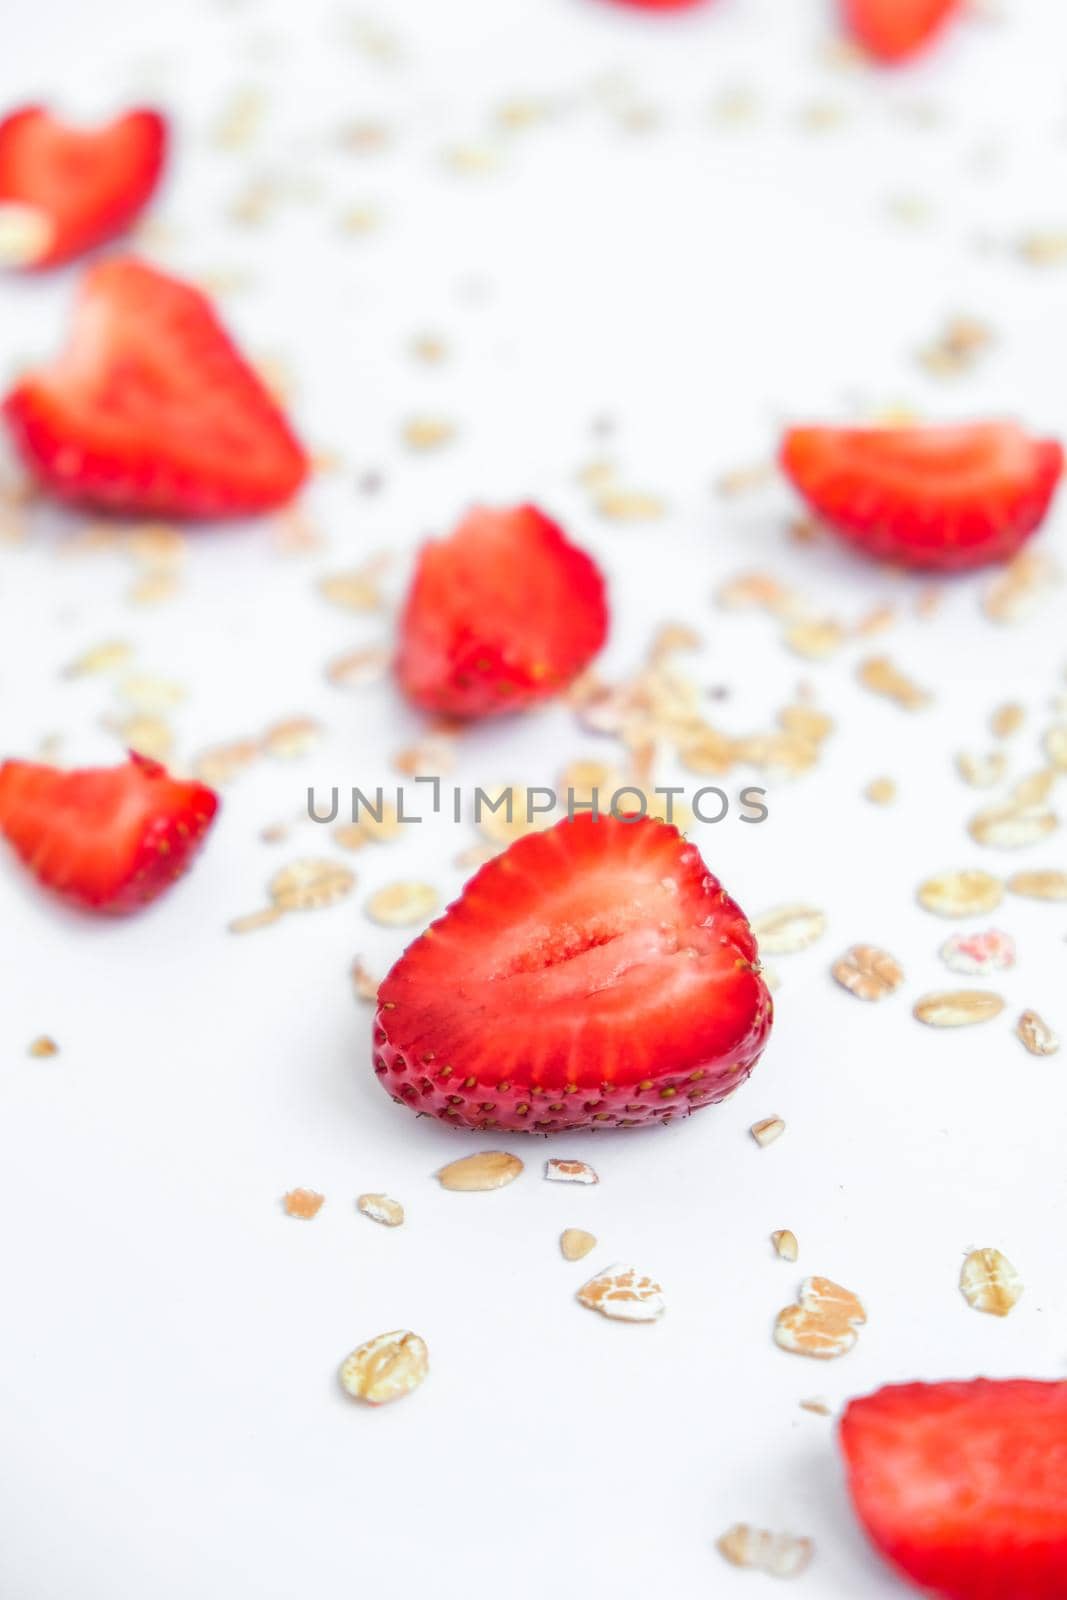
[396,504,608,718]
[3,256,308,517]
[841,1380,1067,1600]
[0,752,219,914]
[781,422,1063,572]
[0,105,167,268]
[603,1,709,10]
[841,0,962,62]
[373,813,773,1132]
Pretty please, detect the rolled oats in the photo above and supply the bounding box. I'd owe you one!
[436,1151,523,1192]
[544,1159,599,1185]
[560,1228,597,1262]
[771,1230,799,1262]
[1007,869,1067,901]
[366,881,438,927]
[917,869,1003,918]
[914,990,1005,1027]
[340,1330,428,1405]
[1017,1010,1059,1056]
[717,1525,813,1579]
[271,860,355,912]
[832,945,903,1001]
[577,1263,665,1322]
[939,929,1015,976]
[357,1193,405,1226]
[960,1248,1022,1316]
[753,904,826,955]
[775,1277,866,1359]
[751,1115,786,1148]
[284,1188,325,1219]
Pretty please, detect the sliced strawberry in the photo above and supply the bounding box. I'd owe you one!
[373,812,772,1132]
[841,1380,1067,1599]
[3,256,308,518]
[0,752,218,914]
[841,0,963,62]
[396,504,608,718]
[603,1,709,10]
[780,422,1063,572]
[0,106,167,269]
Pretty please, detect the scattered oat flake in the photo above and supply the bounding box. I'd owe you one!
[403,416,455,451]
[785,618,845,661]
[1016,1010,1059,1057]
[194,738,261,787]
[229,906,283,935]
[262,717,321,759]
[1012,769,1056,808]
[560,1228,597,1262]
[271,860,355,912]
[326,645,390,689]
[917,869,1003,919]
[1008,869,1067,902]
[717,1525,813,1579]
[113,713,173,762]
[956,750,1007,789]
[28,1035,58,1058]
[350,958,380,1003]
[436,1151,523,1192]
[940,929,1015,976]
[772,1229,799,1263]
[1044,725,1067,770]
[775,1277,866,1360]
[357,1193,404,1226]
[63,639,132,677]
[914,990,1005,1027]
[394,736,456,778]
[339,1330,428,1405]
[991,702,1025,739]
[857,655,931,710]
[969,803,1058,850]
[753,904,826,955]
[577,1263,665,1322]
[832,944,903,1001]
[751,1115,785,1148]
[284,1188,324,1220]
[595,488,666,522]
[960,1248,1023,1316]
[800,1397,832,1416]
[319,564,387,612]
[545,1159,599,1185]
[984,550,1060,623]
[366,881,437,927]
[865,776,896,805]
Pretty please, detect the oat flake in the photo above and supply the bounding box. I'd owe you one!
[753,904,826,955]
[437,1151,523,1192]
[775,1277,866,1359]
[772,1230,799,1263]
[857,656,931,711]
[284,1188,324,1220]
[357,1193,405,1226]
[939,929,1015,976]
[340,1330,428,1405]
[271,860,355,912]
[28,1036,59,1058]
[917,869,1003,918]
[956,750,1007,789]
[960,1248,1023,1316]
[751,1115,786,1148]
[832,945,903,1001]
[366,881,438,927]
[545,1159,599,1185]
[1017,1010,1059,1057]
[717,1525,813,1579]
[577,1263,665,1322]
[1007,869,1067,902]
[914,990,1005,1027]
[969,804,1058,850]
[560,1228,597,1262]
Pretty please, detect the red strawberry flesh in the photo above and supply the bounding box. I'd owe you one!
[841,0,963,62]
[397,504,608,718]
[0,105,167,268]
[2,256,308,517]
[374,813,772,1131]
[841,1379,1067,1600]
[781,422,1063,572]
[0,752,219,914]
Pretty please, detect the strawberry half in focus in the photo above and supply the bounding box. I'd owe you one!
[3,256,308,517]
[373,812,772,1132]
[780,422,1063,572]
[841,1380,1067,1600]
[841,0,963,63]
[0,752,219,914]
[0,106,166,269]
[396,504,608,718]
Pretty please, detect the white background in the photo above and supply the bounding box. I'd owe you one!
[1,0,1066,1595]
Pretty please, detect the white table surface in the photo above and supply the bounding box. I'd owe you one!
[1,0,1066,1595]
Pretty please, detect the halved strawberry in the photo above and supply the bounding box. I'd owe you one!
[780,422,1063,572]
[841,0,963,62]
[396,504,608,718]
[602,1,709,10]
[3,256,308,517]
[0,106,167,269]
[0,752,219,914]
[373,812,772,1132]
[841,1380,1067,1599]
